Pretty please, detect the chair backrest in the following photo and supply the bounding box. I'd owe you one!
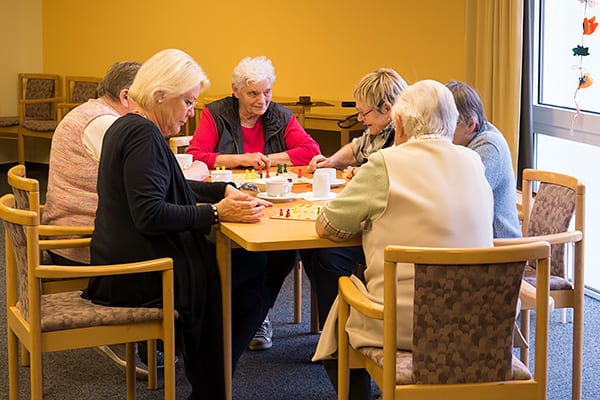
[65,76,100,103]
[18,73,60,120]
[522,168,585,278]
[0,194,40,323]
[169,135,192,154]
[7,164,40,217]
[382,242,550,390]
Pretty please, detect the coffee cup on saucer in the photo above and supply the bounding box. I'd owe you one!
[266,176,292,197]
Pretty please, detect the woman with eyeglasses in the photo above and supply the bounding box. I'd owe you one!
[300,68,408,335]
[306,68,408,179]
[83,49,274,400]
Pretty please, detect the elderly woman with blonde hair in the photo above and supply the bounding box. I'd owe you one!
[84,49,274,400]
[312,79,495,399]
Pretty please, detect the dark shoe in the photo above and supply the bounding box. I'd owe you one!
[249,316,273,350]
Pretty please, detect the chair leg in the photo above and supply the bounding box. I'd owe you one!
[310,287,320,334]
[520,309,531,367]
[20,343,30,366]
[125,343,136,400]
[8,329,19,400]
[146,340,158,390]
[573,304,584,400]
[17,132,25,165]
[95,345,149,379]
[29,341,43,400]
[294,261,303,323]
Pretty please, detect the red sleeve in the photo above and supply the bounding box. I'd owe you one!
[186,108,220,169]
[283,115,321,165]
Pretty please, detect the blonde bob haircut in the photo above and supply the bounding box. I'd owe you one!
[128,48,210,109]
[352,68,408,113]
[231,56,276,92]
[392,79,458,140]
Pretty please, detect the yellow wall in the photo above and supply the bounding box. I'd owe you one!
[0,0,43,162]
[41,0,466,99]
[1,0,466,162]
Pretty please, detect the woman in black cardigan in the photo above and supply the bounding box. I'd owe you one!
[84,48,272,400]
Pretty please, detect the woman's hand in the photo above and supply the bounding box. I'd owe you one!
[306,154,328,173]
[218,185,272,223]
[342,166,359,180]
[239,152,271,170]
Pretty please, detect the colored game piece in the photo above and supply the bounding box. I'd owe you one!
[265,169,270,178]
[245,169,250,180]
[283,163,288,173]
[297,168,303,178]
[277,164,282,174]
[280,209,284,216]
[251,169,256,179]
[285,209,291,218]
[259,172,263,179]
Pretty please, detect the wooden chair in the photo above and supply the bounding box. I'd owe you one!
[7,164,157,383]
[0,193,176,400]
[17,73,63,164]
[496,168,585,400]
[169,135,192,154]
[57,76,101,120]
[0,115,19,142]
[338,242,551,400]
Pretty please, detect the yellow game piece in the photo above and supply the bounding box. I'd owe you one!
[251,169,256,179]
[245,169,250,180]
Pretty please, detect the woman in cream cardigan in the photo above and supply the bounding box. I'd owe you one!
[312,79,495,399]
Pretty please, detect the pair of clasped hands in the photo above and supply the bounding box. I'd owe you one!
[214,180,273,224]
[307,155,358,179]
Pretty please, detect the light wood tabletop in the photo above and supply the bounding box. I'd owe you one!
[215,168,361,400]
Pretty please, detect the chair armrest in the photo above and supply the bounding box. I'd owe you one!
[39,224,94,237]
[494,230,582,247]
[19,96,65,105]
[338,276,383,320]
[39,237,91,250]
[35,257,173,279]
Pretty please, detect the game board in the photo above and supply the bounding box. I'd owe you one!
[270,203,323,221]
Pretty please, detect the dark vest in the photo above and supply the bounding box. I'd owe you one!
[207,96,293,155]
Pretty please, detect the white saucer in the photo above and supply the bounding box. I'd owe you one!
[257,192,297,202]
[299,177,347,188]
[297,191,337,201]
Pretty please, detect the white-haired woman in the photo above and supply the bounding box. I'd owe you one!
[312,80,495,399]
[84,49,273,400]
[188,56,319,351]
[187,55,320,169]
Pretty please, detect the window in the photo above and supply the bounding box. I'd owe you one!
[533,0,600,296]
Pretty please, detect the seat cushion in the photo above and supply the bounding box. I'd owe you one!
[523,264,573,290]
[0,116,19,127]
[358,347,532,384]
[21,119,58,132]
[30,290,163,332]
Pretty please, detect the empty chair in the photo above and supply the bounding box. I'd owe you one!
[57,76,101,120]
[17,73,63,164]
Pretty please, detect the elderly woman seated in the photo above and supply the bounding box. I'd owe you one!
[311,79,495,399]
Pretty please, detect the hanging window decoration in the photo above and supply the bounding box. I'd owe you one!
[572,0,597,130]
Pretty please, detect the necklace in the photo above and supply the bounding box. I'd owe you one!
[132,110,148,119]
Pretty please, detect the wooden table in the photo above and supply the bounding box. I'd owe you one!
[215,171,361,400]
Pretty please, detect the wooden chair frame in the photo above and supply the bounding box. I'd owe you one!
[338,242,551,400]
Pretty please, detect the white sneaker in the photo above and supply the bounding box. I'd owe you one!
[249,316,273,350]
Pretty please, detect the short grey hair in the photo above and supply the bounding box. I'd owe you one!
[231,56,275,91]
[98,61,141,102]
[392,79,458,140]
[128,48,209,109]
[352,68,408,113]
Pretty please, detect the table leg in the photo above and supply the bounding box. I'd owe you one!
[215,229,232,400]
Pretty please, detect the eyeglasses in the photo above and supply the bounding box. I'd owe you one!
[182,96,198,110]
[356,108,374,118]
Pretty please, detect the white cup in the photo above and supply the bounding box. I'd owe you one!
[266,176,292,197]
[211,169,233,182]
[175,154,193,170]
[312,170,331,198]
[315,167,336,183]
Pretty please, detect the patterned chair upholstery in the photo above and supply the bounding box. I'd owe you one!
[497,168,585,400]
[0,116,19,141]
[0,193,176,400]
[337,242,551,400]
[17,73,63,164]
[57,76,101,120]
